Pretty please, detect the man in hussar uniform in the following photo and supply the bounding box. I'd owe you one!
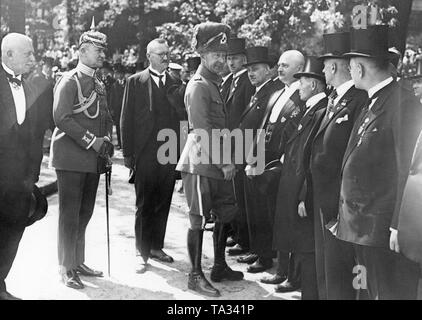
[50,19,113,290]
[176,22,244,297]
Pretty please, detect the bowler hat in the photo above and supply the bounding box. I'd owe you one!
[192,22,231,53]
[343,25,391,59]
[294,56,325,82]
[319,32,351,60]
[243,46,272,67]
[227,38,246,56]
[26,185,48,227]
[186,56,201,72]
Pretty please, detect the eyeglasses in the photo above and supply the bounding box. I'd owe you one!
[152,52,170,58]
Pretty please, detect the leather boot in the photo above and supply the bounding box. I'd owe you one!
[210,222,244,282]
[187,228,220,297]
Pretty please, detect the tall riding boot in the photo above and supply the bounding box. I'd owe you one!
[210,222,244,282]
[187,228,220,297]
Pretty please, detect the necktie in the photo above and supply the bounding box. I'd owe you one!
[5,71,22,87]
[149,70,164,88]
[229,76,237,95]
[325,89,338,120]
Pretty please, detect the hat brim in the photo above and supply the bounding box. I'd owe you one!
[294,72,325,82]
[227,50,246,56]
[243,60,272,68]
[318,53,348,60]
[342,51,392,59]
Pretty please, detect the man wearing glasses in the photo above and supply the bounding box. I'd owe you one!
[121,38,185,273]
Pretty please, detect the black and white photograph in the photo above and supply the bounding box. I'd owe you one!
[1,0,422,308]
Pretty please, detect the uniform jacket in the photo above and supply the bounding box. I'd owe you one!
[225,70,255,130]
[306,86,367,224]
[337,80,422,248]
[0,65,42,225]
[176,65,231,180]
[50,67,113,173]
[120,68,184,161]
[273,96,327,253]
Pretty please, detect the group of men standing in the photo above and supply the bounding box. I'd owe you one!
[176,21,422,300]
[1,18,422,301]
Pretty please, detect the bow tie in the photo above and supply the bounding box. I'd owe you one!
[5,71,22,87]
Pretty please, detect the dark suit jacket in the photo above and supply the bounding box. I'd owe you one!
[239,79,276,167]
[338,80,422,248]
[225,71,254,130]
[120,69,184,161]
[0,66,42,225]
[220,74,233,103]
[264,89,305,163]
[307,86,367,224]
[273,97,327,253]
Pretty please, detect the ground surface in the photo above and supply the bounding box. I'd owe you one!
[7,149,301,300]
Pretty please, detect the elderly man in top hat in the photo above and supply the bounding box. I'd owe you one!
[272,56,327,299]
[176,22,244,297]
[220,38,255,257]
[0,32,42,300]
[305,32,368,300]
[336,24,422,300]
[237,46,279,273]
[50,20,114,289]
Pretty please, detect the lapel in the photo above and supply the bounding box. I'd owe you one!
[341,81,396,170]
[240,80,273,121]
[0,67,18,130]
[227,71,247,103]
[221,74,232,103]
[288,97,327,145]
[315,86,355,139]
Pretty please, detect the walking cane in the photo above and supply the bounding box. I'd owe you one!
[105,169,112,277]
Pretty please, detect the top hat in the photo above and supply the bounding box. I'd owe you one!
[294,56,325,82]
[319,32,351,60]
[192,22,231,53]
[227,38,246,56]
[343,24,392,59]
[243,46,272,67]
[79,17,108,49]
[26,185,48,227]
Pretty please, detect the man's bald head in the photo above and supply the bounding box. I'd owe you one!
[1,33,35,75]
[277,50,305,85]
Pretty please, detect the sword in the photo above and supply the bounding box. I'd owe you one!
[105,169,112,277]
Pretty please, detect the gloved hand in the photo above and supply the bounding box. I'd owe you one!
[92,136,111,153]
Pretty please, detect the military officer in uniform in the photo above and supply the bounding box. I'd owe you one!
[50,20,113,289]
[307,32,367,300]
[177,22,244,297]
[337,25,422,300]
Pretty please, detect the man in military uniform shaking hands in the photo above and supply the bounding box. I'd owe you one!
[50,19,113,290]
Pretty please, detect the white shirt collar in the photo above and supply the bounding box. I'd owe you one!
[149,67,166,76]
[306,92,327,109]
[335,80,354,100]
[233,68,247,79]
[2,62,22,80]
[76,61,96,78]
[284,80,300,90]
[368,76,394,99]
[255,78,272,94]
